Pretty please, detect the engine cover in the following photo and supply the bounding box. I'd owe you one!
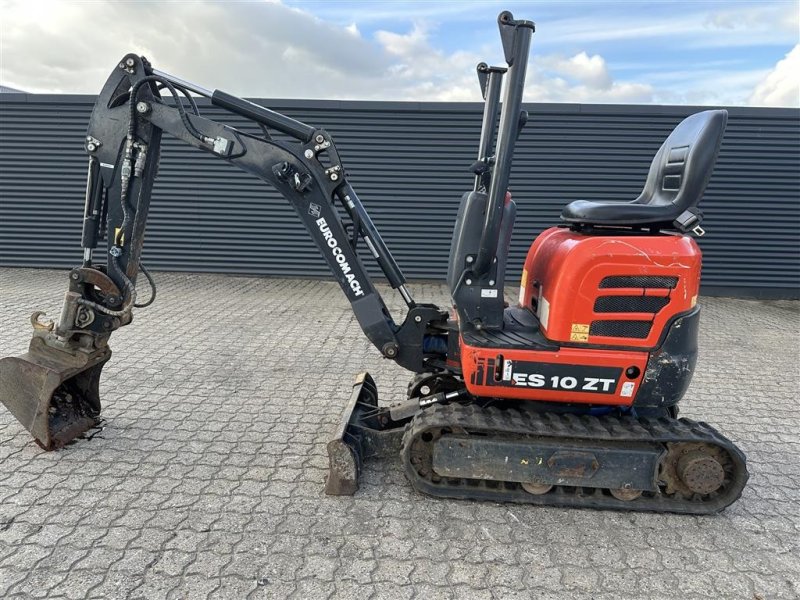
[519,227,701,348]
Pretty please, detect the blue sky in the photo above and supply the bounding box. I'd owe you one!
[281,0,799,105]
[1,0,798,106]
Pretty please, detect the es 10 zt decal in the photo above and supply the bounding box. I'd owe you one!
[488,359,622,395]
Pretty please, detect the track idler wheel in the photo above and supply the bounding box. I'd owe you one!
[677,450,725,494]
[661,442,730,497]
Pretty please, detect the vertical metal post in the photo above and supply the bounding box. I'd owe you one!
[474,65,505,192]
[473,14,534,277]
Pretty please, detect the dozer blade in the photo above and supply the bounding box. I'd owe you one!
[325,372,405,496]
[0,337,110,450]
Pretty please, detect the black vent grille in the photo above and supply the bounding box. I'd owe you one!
[594,295,670,313]
[599,276,678,289]
[590,320,652,339]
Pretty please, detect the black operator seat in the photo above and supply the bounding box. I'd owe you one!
[561,110,728,231]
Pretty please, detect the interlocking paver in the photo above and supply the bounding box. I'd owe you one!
[1,268,798,599]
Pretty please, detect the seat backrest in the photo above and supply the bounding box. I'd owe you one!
[635,110,727,210]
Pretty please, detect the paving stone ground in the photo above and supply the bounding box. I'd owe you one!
[0,268,798,600]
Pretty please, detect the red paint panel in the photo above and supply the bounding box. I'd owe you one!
[460,336,648,406]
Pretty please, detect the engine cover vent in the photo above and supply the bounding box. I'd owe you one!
[599,275,678,289]
[590,320,652,339]
[594,295,670,313]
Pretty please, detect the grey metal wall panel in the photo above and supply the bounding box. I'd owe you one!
[1,95,798,298]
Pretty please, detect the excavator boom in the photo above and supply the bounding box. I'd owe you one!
[0,53,447,449]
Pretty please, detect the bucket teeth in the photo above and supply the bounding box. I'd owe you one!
[0,342,110,450]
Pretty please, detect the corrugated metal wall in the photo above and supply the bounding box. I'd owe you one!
[1,95,798,298]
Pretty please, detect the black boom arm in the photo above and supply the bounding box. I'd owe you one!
[63,54,446,372]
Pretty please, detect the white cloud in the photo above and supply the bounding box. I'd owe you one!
[705,3,799,34]
[539,3,798,50]
[530,52,653,103]
[643,67,770,106]
[0,0,389,96]
[527,76,653,105]
[366,26,657,104]
[369,24,482,101]
[0,1,481,101]
[549,52,613,89]
[749,45,800,107]
[0,0,655,105]
[375,24,430,57]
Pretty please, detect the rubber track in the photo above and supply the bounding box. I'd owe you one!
[401,403,748,514]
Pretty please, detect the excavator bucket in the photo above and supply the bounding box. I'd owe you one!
[0,336,110,450]
[325,372,405,495]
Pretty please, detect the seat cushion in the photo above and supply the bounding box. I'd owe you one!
[561,199,677,227]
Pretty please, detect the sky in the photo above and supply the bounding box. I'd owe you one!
[0,0,798,107]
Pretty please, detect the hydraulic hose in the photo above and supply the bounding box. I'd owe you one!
[77,254,137,317]
[99,73,188,315]
[133,263,157,308]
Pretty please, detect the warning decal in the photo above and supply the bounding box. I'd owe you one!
[570,323,589,342]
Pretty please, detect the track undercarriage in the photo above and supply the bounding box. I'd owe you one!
[326,372,748,515]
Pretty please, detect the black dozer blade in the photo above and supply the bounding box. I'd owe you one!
[325,372,405,495]
[0,335,110,450]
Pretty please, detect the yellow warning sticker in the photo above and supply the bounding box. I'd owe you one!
[690,295,698,307]
[114,227,125,246]
[520,269,528,289]
[570,323,589,342]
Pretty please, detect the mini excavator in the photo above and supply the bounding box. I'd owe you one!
[0,12,748,513]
